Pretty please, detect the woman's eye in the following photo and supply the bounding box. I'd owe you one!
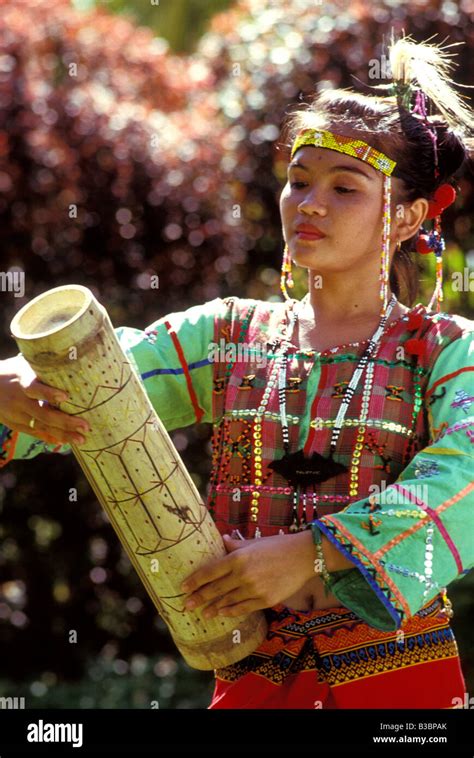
[289,182,356,193]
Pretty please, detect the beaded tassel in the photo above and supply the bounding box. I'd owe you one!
[278,352,291,453]
[427,216,445,313]
[299,488,308,530]
[411,90,446,315]
[380,174,392,315]
[311,488,318,521]
[313,539,332,592]
[428,251,444,313]
[280,244,294,301]
[289,487,300,533]
[279,348,300,532]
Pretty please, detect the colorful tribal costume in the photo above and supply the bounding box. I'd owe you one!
[1,292,473,707]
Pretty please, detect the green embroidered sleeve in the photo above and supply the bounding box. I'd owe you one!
[312,330,474,631]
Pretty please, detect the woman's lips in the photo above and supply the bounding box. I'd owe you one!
[295,231,326,240]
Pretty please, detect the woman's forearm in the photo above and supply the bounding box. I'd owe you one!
[293,529,356,580]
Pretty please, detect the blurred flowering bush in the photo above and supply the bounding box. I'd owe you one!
[0,0,473,702]
[0,0,243,333]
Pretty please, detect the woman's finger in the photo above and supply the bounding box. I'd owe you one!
[181,554,234,593]
[7,413,87,445]
[214,599,264,617]
[24,398,90,435]
[22,376,69,405]
[8,422,72,447]
[202,588,252,618]
[11,392,90,436]
[184,572,241,610]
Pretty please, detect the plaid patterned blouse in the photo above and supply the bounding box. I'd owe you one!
[2,295,473,633]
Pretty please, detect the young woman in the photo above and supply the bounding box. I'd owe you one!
[1,37,473,709]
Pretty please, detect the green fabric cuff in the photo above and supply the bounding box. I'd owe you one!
[311,520,397,630]
[325,568,398,631]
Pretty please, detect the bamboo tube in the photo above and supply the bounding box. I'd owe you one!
[10,285,267,670]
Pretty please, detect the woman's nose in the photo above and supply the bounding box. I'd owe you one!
[297,189,327,215]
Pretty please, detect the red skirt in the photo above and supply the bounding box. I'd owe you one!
[209,594,466,709]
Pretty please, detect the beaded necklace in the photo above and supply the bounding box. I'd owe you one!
[251,293,398,537]
[249,305,298,538]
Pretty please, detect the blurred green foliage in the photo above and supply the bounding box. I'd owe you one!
[0,654,213,708]
[73,0,236,52]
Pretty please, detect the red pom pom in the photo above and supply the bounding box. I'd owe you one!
[426,184,456,218]
[426,201,442,220]
[406,312,423,331]
[426,185,457,219]
[434,184,456,209]
[416,235,433,254]
[405,338,426,357]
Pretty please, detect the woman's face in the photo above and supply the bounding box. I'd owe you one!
[279,145,393,277]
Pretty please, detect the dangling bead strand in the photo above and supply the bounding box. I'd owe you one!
[327,294,397,458]
[280,244,294,301]
[251,302,299,537]
[278,348,301,532]
[379,174,392,315]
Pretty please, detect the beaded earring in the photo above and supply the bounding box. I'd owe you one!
[280,242,294,301]
[411,89,457,313]
[416,183,457,312]
[380,174,392,315]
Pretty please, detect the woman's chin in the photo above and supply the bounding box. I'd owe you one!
[291,248,329,268]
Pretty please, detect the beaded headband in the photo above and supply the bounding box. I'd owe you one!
[290,128,397,177]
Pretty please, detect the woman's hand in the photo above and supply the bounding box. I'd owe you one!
[181,530,316,618]
[0,353,90,446]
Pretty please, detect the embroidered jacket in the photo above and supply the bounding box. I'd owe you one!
[1,296,473,632]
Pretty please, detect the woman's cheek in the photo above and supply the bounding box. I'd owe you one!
[279,190,290,214]
[280,195,297,224]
